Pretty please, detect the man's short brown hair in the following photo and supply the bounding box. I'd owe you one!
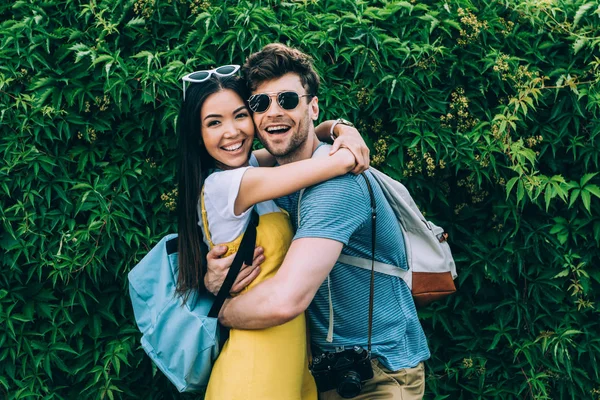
[242,43,320,96]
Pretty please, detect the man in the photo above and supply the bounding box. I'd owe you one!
[206,43,430,399]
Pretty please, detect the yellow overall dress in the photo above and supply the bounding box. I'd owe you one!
[201,193,317,400]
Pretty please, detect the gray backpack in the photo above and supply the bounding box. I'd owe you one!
[300,145,457,308]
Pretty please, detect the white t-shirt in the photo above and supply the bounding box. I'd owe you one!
[197,154,280,247]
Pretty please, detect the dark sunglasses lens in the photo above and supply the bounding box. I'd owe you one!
[215,65,236,75]
[188,71,209,81]
[249,94,271,113]
[278,92,300,110]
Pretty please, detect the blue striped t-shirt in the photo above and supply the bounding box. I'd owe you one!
[275,170,430,371]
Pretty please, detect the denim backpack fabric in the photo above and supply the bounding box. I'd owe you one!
[128,234,220,392]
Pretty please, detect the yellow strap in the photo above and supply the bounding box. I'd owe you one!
[326,276,334,343]
[200,188,215,248]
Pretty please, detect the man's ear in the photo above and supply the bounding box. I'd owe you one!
[309,96,319,121]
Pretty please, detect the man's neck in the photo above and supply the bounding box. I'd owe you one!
[275,132,319,165]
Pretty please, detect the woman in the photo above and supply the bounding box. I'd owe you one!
[175,70,362,399]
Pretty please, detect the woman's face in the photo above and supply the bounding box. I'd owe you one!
[200,89,255,170]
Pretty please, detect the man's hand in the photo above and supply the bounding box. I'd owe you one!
[330,125,370,174]
[204,245,265,296]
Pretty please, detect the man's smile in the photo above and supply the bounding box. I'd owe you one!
[265,125,291,135]
[265,124,292,134]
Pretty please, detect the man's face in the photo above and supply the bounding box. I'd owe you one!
[250,73,319,158]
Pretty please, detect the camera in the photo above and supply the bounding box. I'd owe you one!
[310,346,374,398]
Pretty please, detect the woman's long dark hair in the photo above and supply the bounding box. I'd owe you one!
[176,75,250,301]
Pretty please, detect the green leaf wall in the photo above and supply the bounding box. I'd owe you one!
[1,0,599,399]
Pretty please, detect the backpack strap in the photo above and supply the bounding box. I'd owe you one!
[337,254,407,279]
[298,187,335,343]
[200,188,215,248]
[207,209,259,318]
[298,176,408,280]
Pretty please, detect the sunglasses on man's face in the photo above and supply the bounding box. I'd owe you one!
[181,65,240,100]
[248,91,314,114]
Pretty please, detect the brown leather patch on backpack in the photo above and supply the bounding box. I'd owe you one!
[412,271,456,308]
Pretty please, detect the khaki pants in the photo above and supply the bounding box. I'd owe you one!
[318,360,425,400]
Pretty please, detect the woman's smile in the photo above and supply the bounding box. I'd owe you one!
[221,139,246,152]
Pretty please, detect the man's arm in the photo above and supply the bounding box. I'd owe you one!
[218,237,343,329]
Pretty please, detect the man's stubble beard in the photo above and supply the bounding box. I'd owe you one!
[258,112,312,165]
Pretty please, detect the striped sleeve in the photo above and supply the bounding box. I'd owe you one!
[294,175,370,245]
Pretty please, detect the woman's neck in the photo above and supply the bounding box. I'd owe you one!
[215,160,250,171]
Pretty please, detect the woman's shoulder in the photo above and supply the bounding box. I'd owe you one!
[204,167,249,193]
[203,166,254,220]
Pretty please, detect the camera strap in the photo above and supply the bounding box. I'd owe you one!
[360,173,377,353]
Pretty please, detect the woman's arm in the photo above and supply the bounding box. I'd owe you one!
[252,148,277,167]
[233,149,355,215]
[315,120,336,142]
[317,121,370,174]
[251,119,338,168]
[252,119,369,168]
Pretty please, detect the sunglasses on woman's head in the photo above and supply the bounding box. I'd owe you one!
[181,65,240,100]
[248,91,314,113]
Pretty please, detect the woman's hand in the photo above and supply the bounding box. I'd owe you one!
[204,245,265,296]
[331,147,357,172]
[330,125,370,174]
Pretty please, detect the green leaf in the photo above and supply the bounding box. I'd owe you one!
[126,17,145,26]
[569,188,581,207]
[545,187,553,211]
[585,184,600,198]
[517,180,525,204]
[554,269,570,278]
[506,177,519,198]
[573,37,587,54]
[580,172,598,186]
[51,343,78,355]
[573,2,595,27]
[581,190,592,212]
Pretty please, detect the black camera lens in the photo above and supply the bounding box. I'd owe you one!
[337,370,362,398]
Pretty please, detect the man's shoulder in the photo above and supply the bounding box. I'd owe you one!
[299,173,370,227]
[305,144,366,195]
[304,173,363,196]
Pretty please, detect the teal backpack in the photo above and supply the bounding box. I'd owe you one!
[128,211,258,392]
